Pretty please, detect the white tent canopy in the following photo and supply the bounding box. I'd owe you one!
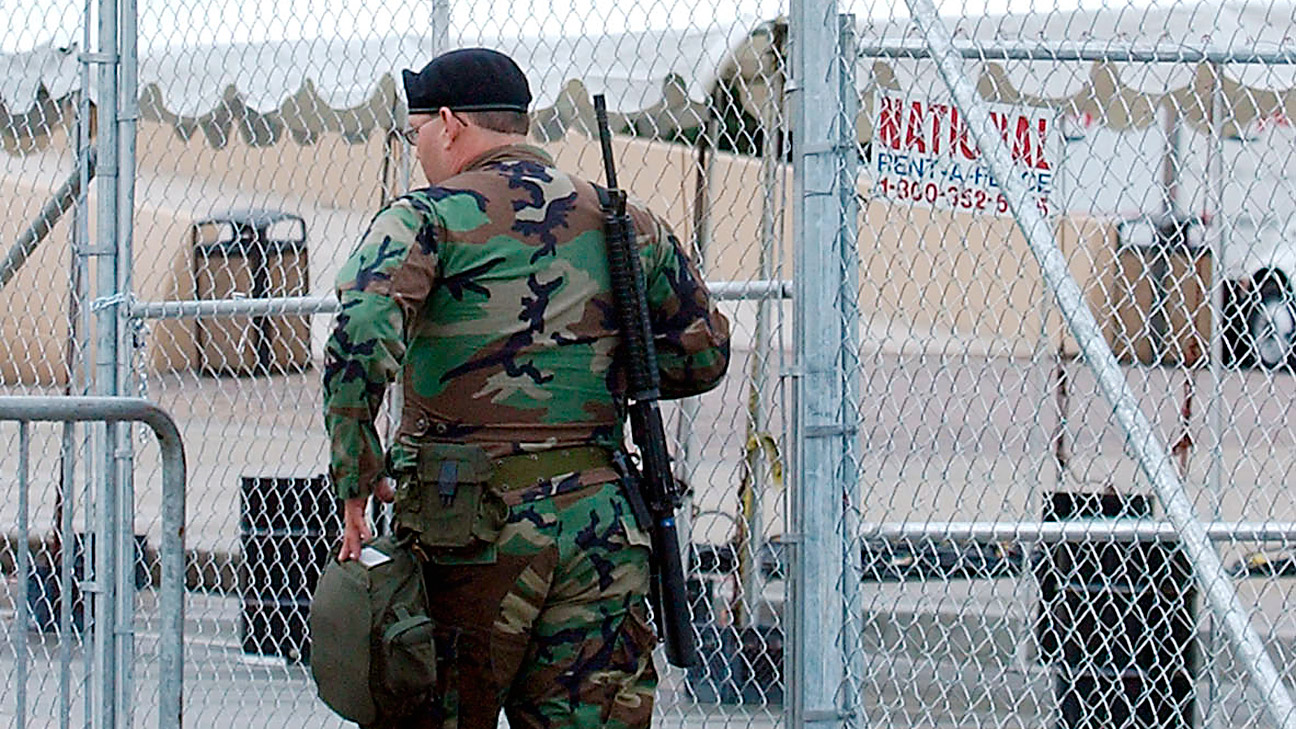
[864,1,1296,135]
[6,1,1296,152]
[710,1,1296,141]
[0,21,756,152]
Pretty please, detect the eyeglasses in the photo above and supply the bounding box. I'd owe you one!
[400,119,431,145]
[400,111,470,145]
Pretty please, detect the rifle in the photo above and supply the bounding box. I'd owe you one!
[593,94,699,669]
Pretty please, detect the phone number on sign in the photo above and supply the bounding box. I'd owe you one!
[877,177,1050,216]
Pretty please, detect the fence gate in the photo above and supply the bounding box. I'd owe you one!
[14,0,1296,727]
[802,1,1296,728]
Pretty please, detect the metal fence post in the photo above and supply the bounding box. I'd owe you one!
[92,0,123,725]
[432,0,450,55]
[901,1,1296,728]
[834,14,864,728]
[16,422,30,729]
[790,0,850,727]
[115,0,140,722]
[69,9,96,719]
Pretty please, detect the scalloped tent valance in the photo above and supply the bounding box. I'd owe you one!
[719,2,1296,142]
[7,2,1296,156]
[0,22,752,154]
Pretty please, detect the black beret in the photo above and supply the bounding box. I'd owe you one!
[402,48,532,115]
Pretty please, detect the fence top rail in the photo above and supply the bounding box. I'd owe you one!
[859,40,1296,65]
[863,520,1296,542]
[0,396,181,447]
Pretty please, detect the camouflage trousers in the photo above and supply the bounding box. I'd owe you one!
[401,476,658,729]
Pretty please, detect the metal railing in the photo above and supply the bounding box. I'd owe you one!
[124,278,793,320]
[2,396,186,729]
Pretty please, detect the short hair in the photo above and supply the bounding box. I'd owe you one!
[463,110,529,136]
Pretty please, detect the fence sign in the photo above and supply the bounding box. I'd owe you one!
[871,91,1058,217]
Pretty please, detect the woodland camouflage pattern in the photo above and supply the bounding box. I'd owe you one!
[407,478,658,729]
[322,143,729,728]
[324,144,730,501]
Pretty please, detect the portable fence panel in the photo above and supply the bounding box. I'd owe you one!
[0,396,186,729]
[3,3,99,727]
[0,421,94,728]
[834,1,1296,728]
[5,0,794,726]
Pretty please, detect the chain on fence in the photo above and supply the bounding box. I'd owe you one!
[7,1,1296,728]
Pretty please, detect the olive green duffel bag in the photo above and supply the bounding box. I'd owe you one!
[310,535,437,728]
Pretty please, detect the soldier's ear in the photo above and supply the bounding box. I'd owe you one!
[440,108,465,146]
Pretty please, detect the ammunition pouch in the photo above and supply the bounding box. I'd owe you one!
[393,443,508,550]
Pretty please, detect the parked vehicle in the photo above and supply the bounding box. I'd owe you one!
[1116,214,1296,370]
[1220,215,1296,369]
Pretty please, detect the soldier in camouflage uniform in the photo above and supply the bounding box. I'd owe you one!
[323,48,730,729]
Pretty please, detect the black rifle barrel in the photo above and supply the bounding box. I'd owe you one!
[593,94,699,668]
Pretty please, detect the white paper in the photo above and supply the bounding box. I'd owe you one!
[358,546,392,568]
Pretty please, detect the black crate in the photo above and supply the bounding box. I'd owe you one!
[241,596,311,663]
[240,475,340,533]
[1036,492,1198,729]
[240,532,335,600]
[238,475,339,663]
[1055,669,1196,729]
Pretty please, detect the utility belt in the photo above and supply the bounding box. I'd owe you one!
[492,445,615,492]
[392,443,616,551]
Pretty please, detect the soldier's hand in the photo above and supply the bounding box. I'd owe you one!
[337,496,372,562]
[373,477,396,504]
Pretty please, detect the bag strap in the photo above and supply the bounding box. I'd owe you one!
[383,610,435,645]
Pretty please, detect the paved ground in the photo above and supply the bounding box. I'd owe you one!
[0,588,787,729]
[6,322,1296,726]
[4,577,1295,728]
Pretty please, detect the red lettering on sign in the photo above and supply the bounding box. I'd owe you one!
[988,111,1009,147]
[878,96,903,150]
[951,106,978,161]
[1034,118,1051,170]
[877,94,1051,170]
[1012,115,1036,169]
[905,101,927,154]
[929,104,946,155]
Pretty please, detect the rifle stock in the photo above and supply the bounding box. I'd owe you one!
[593,95,699,669]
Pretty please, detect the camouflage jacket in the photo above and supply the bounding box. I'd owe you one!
[323,145,731,500]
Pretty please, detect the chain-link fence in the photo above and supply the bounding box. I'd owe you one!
[8,0,1296,728]
[836,1,1296,728]
[3,0,791,726]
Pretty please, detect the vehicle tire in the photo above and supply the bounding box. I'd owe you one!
[1247,283,1296,369]
[1221,280,1250,368]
